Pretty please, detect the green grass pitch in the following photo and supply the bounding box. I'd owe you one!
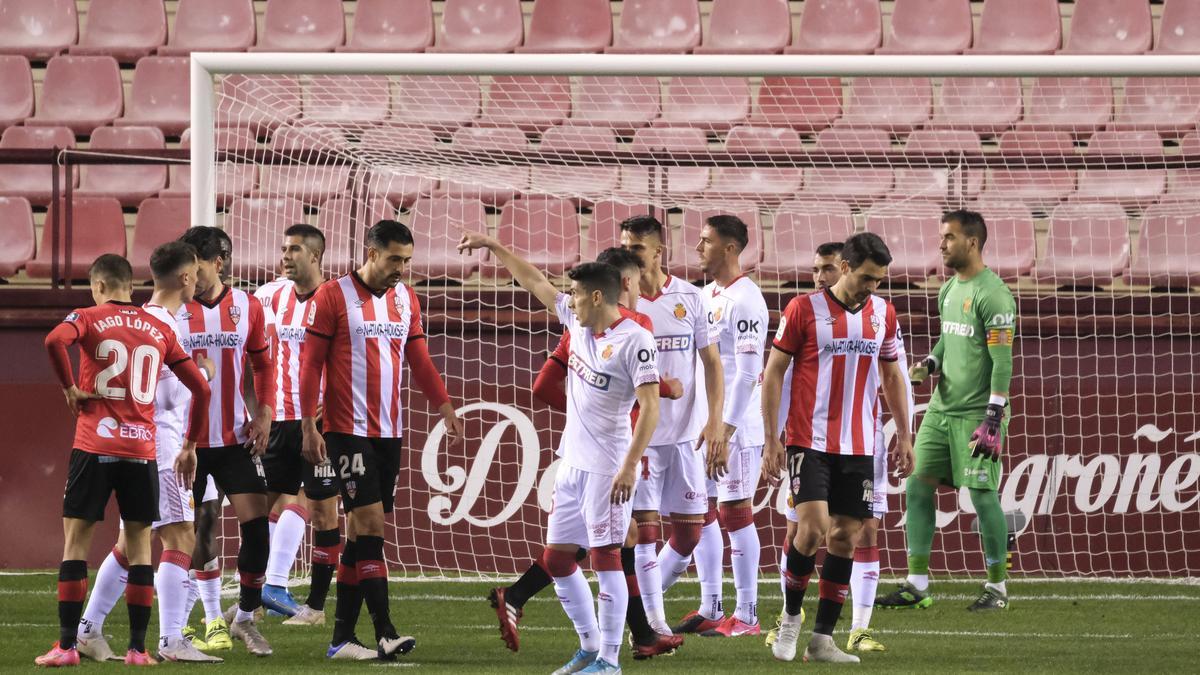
[2,572,1197,673]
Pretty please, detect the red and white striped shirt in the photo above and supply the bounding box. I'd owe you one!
[772,288,901,456]
[256,279,319,422]
[178,286,272,447]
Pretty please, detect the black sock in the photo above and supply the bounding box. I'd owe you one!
[784,544,816,617]
[332,540,362,646]
[237,516,269,612]
[354,535,394,641]
[813,553,853,636]
[126,565,154,652]
[306,528,340,611]
[506,560,552,610]
[57,560,87,650]
[621,547,656,645]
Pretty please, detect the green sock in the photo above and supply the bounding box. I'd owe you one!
[969,488,1009,584]
[904,478,937,577]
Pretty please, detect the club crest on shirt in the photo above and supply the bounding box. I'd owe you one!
[64,311,79,323]
[346,480,357,499]
[229,305,242,326]
[307,302,317,325]
[393,293,404,311]
[601,344,614,360]
[870,314,882,333]
[962,297,973,314]
[674,303,687,320]
[711,306,724,323]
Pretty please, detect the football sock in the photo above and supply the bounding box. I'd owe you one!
[779,538,789,597]
[694,519,724,620]
[355,535,394,641]
[268,511,277,542]
[306,528,341,611]
[331,540,363,646]
[850,546,880,630]
[723,505,760,625]
[783,543,815,618]
[57,560,88,650]
[506,558,553,611]
[196,562,223,622]
[237,517,269,613]
[621,547,655,645]
[80,547,127,634]
[548,551,600,653]
[596,569,627,666]
[183,573,200,625]
[905,477,936,589]
[970,487,1010,586]
[633,520,666,629]
[814,553,852,636]
[266,504,308,587]
[156,550,191,643]
[126,565,154,652]
[655,544,690,593]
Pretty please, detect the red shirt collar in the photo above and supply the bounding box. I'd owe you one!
[593,312,629,339]
[641,274,673,302]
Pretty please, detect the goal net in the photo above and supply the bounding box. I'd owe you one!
[191,53,1200,580]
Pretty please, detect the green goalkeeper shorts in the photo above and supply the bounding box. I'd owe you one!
[913,408,1007,491]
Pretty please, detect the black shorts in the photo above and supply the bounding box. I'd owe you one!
[194,444,267,496]
[787,446,875,520]
[63,449,159,523]
[263,421,339,500]
[324,433,402,513]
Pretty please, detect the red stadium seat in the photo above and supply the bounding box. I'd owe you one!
[1073,131,1166,208]
[26,56,122,134]
[572,76,660,134]
[70,0,166,63]
[694,0,791,54]
[750,77,842,133]
[252,0,345,52]
[862,200,943,283]
[929,77,1023,135]
[621,126,709,200]
[254,126,350,205]
[480,76,571,133]
[586,201,663,258]
[407,197,488,280]
[440,126,529,207]
[0,55,33,133]
[159,0,256,55]
[707,125,804,204]
[130,198,190,278]
[215,75,302,133]
[1019,77,1112,137]
[338,0,433,53]
[786,0,881,54]
[607,0,700,53]
[520,0,612,53]
[835,77,931,133]
[26,197,126,280]
[115,57,190,136]
[1165,132,1200,201]
[315,197,395,275]
[390,76,480,133]
[759,200,854,281]
[968,0,1061,54]
[362,126,440,208]
[224,197,306,280]
[0,0,78,59]
[430,0,523,53]
[302,75,391,124]
[483,197,580,277]
[0,126,77,206]
[798,128,893,206]
[658,77,750,132]
[1108,78,1200,136]
[669,202,761,279]
[1060,0,1151,54]
[77,126,168,207]
[982,130,1077,209]
[162,128,258,207]
[877,0,972,54]
[1154,0,1200,53]
[1126,202,1200,288]
[0,197,35,278]
[893,129,983,203]
[1034,202,1130,286]
[532,126,621,204]
[969,201,1037,280]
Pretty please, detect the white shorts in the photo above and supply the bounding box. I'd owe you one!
[783,431,887,522]
[632,441,709,516]
[546,464,633,549]
[154,467,195,529]
[716,440,763,503]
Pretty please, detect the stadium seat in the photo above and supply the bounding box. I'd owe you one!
[162,128,258,207]
[338,0,433,53]
[968,201,1037,280]
[254,126,351,205]
[798,128,893,206]
[520,0,612,53]
[759,200,855,281]
[215,75,302,133]
[26,197,126,280]
[360,126,439,207]
[1126,202,1200,288]
[129,197,190,278]
[315,197,395,274]
[929,77,1023,135]
[302,75,391,124]
[480,76,571,132]
[1164,132,1200,201]
[1059,0,1151,54]
[115,57,190,136]
[749,77,842,133]
[834,77,931,133]
[0,0,78,59]
[483,197,580,277]
[786,0,881,54]
[0,197,35,278]
[159,0,256,55]
[252,0,345,52]
[707,125,804,204]
[0,126,77,206]
[76,126,168,207]
[1073,130,1166,208]
[586,201,663,258]
[658,77,750,132]
[440,126,529,207]
[532,126,620,204]
[1034,202,1130,287]
[1019,77,1112,136]
[982,130,1077,209]
[390,76,480,133]
[862,200,943,283]
[1154,0,1200,53]
[69,0,166,63]
[968,0,1061,54]
[224,197,306,279]
[621,126,710,200]
[694,0,791,54]
[607,0,700,53]
[893,129,983,203]
[407,197,488,279]
[26,56,122,134]
[1108,78,1200,136]
[571,76,660,134]
[431,0,523,52]
[877,0,972,54]
[669,202,761,280]
[0,56,33,133]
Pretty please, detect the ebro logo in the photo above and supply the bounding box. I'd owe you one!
[97,417,153,442]
[96,417,119,439]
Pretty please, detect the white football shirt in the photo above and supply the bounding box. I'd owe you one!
[702,275,769,446]
[637,275,714,445]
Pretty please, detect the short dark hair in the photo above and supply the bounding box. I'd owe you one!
[89,253,133,288]
[366,219,415,249]
[149,241,198,279]
[595,246,643,273]
[815,241,845,258]
[178,225,232,263]
[841,232,893,270]
[942,209,988,251]
[567,262,622,305]
[284,223,326,258]
[705,214,749,252]
[618,214,665,242]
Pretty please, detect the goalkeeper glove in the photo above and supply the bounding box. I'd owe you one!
[969,403,1005,462]
[909,356,938,385]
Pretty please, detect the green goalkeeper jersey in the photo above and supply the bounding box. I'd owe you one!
[928,267,1016,418]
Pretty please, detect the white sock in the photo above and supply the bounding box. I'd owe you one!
[986,581,1007,596]
[554,567,600,653]
[694,520,724,620]
[596,570,627,666]
[268,517,276,542]
[850,555,880,630]
[779,547,788,597]
[728,523,760,625]
[183,573,200,625]
[80,550,128,634]
[266,506,308,587]
[656,543,691,592]
[197,568,223,622]
[634,542,666,629]
[156,556,190,641]
[907,573,929,592]
[235,608,256,623]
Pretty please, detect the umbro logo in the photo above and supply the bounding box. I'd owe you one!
[825,316,838,324]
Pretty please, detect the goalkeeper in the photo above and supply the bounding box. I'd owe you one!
[876,209,1016,612]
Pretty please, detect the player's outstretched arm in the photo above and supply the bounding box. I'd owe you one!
[458,231,559,311]
[880,358,915,477]
[760,346,791,480]
[613,382,660,504]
